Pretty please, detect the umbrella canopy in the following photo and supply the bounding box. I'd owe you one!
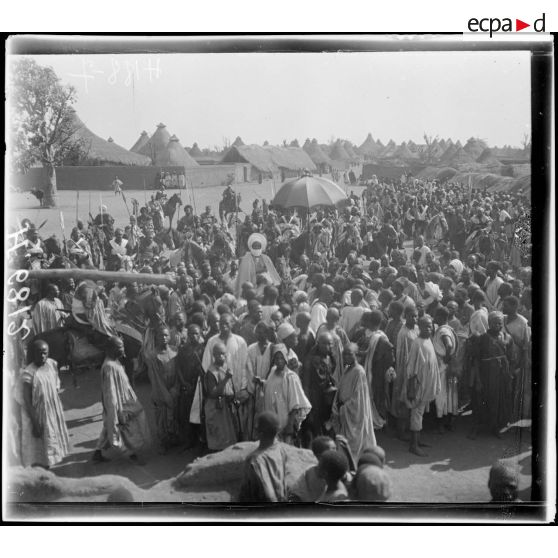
[271,175,348,209]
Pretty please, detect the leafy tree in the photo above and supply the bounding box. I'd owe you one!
[9,58,86,207]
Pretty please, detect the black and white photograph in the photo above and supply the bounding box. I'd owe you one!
[2,34,554,523]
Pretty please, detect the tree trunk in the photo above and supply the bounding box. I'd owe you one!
[43,162,58,208]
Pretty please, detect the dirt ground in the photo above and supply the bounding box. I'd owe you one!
[45,364,531,503]
[7,177,360,238]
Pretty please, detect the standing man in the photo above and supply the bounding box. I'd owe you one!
[112,176,123,196]
[18,340,69,468]
[93,336,150,463]
[401,315,441,456]
[31,284,66,334]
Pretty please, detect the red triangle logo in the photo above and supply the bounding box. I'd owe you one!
[516,19,530,31]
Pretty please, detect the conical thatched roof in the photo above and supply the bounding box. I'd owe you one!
[290,139,300,148]
[454,140,463,149]
[379,139,397,158]
[139,123,172,162]
[449,147,475,165]
[189,142,203,157]
[329,140,351,161]
[463,137,487,160]
[430,143,446,160]
[359,133,378,156]
[343,141,359,160]
[303,138,332,166]
[476,148,502,167]
[221,145,316,172]
[130,131,150,153]
[441,143,458,162]
[438,139,447,151]
[155,135,200,167]
[394,142,418,160]
[107,136,114,143]
[407,140,417,152]
[232,136,245,147]
[68,109,151,166]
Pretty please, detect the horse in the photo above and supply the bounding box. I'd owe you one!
[219,192,242,225]
[29,325,142,388]
[163,193,183,230]
[30,189,45,207]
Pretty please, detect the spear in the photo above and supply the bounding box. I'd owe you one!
[76,190,80,225]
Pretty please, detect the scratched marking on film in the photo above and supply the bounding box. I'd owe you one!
[67,57,162,93]
[6,225,32,341]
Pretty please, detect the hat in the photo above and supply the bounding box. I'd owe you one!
[247,232,267,253]
[276,322,296,341]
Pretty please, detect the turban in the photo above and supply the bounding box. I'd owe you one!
[247,232,267,252]
[449,259,464,275]
[423,281,441,301]
[276,322,296,341]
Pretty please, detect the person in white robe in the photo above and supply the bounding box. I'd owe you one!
[17,340,69,468]
[262,344,311,444]
[235,233,281,297]
[391,306,418,440]
[432,307,460,432]
[244,322,273,440]
[31,284,65,334]
[331,343,376,460]
[400,316,441,457]
[93,337,150,463]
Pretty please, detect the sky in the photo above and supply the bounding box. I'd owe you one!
[20,50,531,151]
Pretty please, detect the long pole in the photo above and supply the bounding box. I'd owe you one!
[25,267,176,286]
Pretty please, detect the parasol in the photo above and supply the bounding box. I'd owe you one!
[270,175,348,209]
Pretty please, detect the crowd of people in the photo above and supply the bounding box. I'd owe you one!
[6,171,532,502]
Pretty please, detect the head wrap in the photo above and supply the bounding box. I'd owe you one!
[449,259,464,275]
[271,343,289,360]
[247,232,267,253]
[276,322,296,342]
[423,281,441,301]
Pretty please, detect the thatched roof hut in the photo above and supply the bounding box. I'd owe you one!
[155,135,200,167]
[189,142,203,157]
[329,140,351,162]
[138,123,172,163]
[359,133,379,157]
[448,147,476,165]
[303,139,332,167]
[476,148,502,167]
[68,110,151,166]
[130,131,150,153]
[463,137,487,160]
[379,139,397,158]
[343,141,360,160]
[393,142,419,160]
[221,145,316,174]
[440,143,458,162]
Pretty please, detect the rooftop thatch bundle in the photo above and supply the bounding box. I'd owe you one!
[232,136,245,147]
[155,135,200,168]
[68,110,151,166]
[130,131,150,153]
[139,123,172,162]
